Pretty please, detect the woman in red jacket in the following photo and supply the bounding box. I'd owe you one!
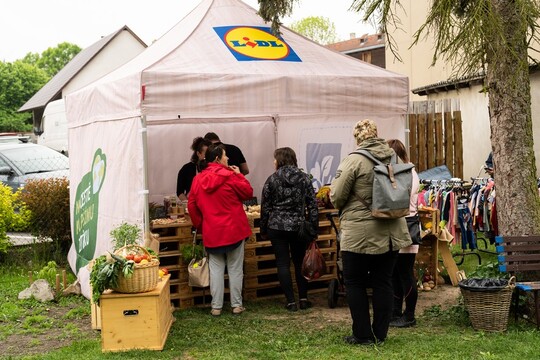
[188,143,253,316]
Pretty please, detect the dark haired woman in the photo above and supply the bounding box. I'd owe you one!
[260,147,318,312]
[387,139,420,328]
[188,144,253,316]
[176,137,211,200]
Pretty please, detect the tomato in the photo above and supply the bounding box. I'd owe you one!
[125,254,134,261]
[133,255,143,263]
[141,254,149,261]
[161,267,169,275]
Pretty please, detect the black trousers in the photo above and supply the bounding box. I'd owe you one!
[392,253,418,319]
[268,229,309,303]
[342,250,398,341]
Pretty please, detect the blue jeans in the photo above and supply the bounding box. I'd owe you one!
[458,208,477,250]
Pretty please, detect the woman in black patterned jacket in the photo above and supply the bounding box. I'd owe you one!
[261,147,318,312]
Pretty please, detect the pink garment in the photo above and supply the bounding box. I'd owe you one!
[418,189,428,207]
[399,244,419,254]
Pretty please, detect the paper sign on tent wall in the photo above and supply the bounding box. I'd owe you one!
[306,143,341,189]
[214,26,301,62]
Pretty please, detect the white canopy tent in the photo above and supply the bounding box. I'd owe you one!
[66,0,409,297]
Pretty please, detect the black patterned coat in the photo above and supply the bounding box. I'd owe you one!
[260,165,318,236]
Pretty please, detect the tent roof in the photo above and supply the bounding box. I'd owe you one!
[67,0,408,123]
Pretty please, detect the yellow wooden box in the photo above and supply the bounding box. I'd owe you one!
[100,275,173,352]
[90,298,101,330]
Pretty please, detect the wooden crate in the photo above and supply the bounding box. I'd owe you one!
[90,298,101,330]
[417,209,439,288]
[99,275,174,352]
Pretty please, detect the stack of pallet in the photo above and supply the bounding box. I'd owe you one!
[150,209,338,309]
[244,209,338,300]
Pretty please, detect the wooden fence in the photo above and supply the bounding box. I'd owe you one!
[408,99,463,178]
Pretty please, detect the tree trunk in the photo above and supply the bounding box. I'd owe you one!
[486,1,540,236]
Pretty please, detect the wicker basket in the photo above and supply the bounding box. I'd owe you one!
[113,245,160,294]
[458,272,515,332]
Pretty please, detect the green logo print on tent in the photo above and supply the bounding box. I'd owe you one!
[73,149,106,272]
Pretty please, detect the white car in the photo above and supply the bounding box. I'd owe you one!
[0,143,69,191]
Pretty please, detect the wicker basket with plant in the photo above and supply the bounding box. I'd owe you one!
[89,222,160,304]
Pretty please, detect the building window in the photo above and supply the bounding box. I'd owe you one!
[360,52,372,63]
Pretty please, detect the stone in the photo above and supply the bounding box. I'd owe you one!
[18,279,55,302]
[62,280,81,296]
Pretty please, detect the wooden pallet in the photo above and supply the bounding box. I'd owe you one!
[151,208,339,309]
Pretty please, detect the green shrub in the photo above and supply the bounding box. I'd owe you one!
[18,178,71,264]
[468,260,508,279]
[36,261,59,286]
[0,184,31,255]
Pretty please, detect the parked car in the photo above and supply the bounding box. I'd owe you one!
[0,132,31,144]
[0,143,69,191]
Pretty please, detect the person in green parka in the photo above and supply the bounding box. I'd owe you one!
[330,119,411,346]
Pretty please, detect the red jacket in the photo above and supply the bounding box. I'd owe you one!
[187,162,253,249]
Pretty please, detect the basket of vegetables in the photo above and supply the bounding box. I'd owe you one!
[89,222,160,304]
[112,245,159,294]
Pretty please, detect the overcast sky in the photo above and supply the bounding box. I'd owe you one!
[1,0,375,62]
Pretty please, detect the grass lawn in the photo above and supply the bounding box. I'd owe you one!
[1,240,539,359]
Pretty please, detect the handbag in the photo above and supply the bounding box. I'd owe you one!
[188,230,210,287]
[298,220,317,242]
[301,241,325,280]
[406,214,422,245]
[297,182,317,242]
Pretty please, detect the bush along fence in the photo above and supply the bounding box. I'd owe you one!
[1,177,71,265]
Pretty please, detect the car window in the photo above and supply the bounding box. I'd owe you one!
[2,146,69,174]
[0,156,9,168]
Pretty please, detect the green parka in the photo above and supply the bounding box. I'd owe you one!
[330,138,412,255]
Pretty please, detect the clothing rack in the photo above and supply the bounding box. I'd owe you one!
[419,178,481,265]
[420,178,464,185]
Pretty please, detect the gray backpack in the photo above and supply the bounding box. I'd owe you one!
[351,149,414,219]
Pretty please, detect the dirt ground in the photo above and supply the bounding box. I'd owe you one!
[2,284,461,357]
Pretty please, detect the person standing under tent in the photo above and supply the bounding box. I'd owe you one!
[330,119,411,345]
[260,147,318,312]
[176,136,211,200]
[204,132,249,175]
[387,139,420,328]
[188,143,253,316]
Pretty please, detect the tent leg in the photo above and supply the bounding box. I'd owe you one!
[140,115,150,236]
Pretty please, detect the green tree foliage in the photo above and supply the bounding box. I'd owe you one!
[290,16,338,44]
[27,42,81,78]
[259,0,540,237]
[0,42,80,132]
[0,60,49,132]
[258,0,300,35]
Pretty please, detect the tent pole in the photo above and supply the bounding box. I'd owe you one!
[140,115,150,236]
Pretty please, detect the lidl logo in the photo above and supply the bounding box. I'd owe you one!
[214,26,301,62]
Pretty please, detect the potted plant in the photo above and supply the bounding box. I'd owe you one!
[90,222,159,304]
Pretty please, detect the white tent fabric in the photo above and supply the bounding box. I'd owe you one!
[66,0,409,298]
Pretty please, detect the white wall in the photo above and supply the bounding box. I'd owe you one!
[63,30,146,96]
[386,0,540,179]
[427,73,540,179]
